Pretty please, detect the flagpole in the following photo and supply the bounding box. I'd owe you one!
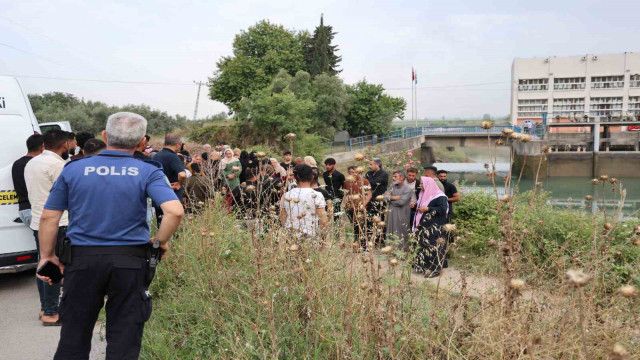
[415,81,418,128]
[411,67,414,128]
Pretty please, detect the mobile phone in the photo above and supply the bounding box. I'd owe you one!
[36,261,63,284]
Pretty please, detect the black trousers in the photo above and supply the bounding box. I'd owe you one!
[55,254,151,360]
[346,210,365,248]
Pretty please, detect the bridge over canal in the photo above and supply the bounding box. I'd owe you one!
[328,125,513,164]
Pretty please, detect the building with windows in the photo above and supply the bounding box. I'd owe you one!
[511,52,640,130]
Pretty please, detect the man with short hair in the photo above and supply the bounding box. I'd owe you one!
[153,134,187,224]
[83,139,106,156]
[37,111,183,359]
[70,132,94,160]
[343,166,372,248]
[385,170,413,250]
[281,151,293,172]
[133,135,150,159]
[24,130,71,325]
[322,157,345,219]
[279,164,328,237]
[293,157,304,166]
[437,170,460,222]
[155,134,187,199]
[424,165,445,192]
[12,134,44,229]
[405,167,419,228]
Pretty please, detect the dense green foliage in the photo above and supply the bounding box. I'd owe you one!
[455,189,640,292]
[208,20,309,112]
[206,18,406,148]
[304,15,341,77]
[236,69,352,144]
[29,92,188,135]
[344,81,406,136]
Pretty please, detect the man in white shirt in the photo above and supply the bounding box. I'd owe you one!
[24,129,71,326]
[280,164,328,237]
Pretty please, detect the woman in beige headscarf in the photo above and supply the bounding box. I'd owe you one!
[304,156,319,182]
[220,148,242,189]
[270,158,287,179]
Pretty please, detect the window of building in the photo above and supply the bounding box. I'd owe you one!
[629,96,640,115]
[591,75,624,89]
[553,77,586,90]
[631,74,640,88]
[517,99,548,118]
[590,97,623,116]
[552,98,585,118]
[517,78,548,91]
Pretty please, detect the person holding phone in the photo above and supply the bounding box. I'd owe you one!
[24,130,71,326]
[37,112,184,360]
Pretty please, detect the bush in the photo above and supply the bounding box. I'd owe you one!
[454,187,640,292]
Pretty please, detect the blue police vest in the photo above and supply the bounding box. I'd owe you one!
[44,150,178,246]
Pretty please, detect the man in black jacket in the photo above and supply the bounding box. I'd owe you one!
[322,158,345,219]
[365,158,388,247]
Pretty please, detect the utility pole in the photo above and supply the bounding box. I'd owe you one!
[193,81,204,121]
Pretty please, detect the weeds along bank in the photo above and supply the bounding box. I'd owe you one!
[455,187,640,295]
[141,189,639,359]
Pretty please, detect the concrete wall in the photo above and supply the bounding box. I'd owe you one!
[325,136,423,164]
[514,152,640,178]
[546,153,594,177]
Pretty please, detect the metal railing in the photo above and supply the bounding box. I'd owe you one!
[329,125,520,152]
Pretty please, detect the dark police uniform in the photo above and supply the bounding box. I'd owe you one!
[44,150,178,360]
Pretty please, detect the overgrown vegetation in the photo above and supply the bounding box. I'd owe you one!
[28,92,196,135]
[205,18,406,150]
[141,131,640,358]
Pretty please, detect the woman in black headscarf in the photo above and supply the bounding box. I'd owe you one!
[239,150,250,183]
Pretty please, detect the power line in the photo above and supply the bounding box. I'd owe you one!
[0,41,66,67]
[4,74,195,86]
[0,14,129,76]
[386,87,511,92]
[0,15,91,58]
[385,81,509,90]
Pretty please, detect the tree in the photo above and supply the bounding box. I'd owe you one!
[310,73,352,138]
[236,69,353,143]
[236,70,315,145]
[208,20,309,113]
[305,14,341,77]
[343,80,406,136]
[28,93,187,135]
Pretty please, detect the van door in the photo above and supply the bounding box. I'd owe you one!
[0,77,40,273]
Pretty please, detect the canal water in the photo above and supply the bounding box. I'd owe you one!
[436,162,640,217]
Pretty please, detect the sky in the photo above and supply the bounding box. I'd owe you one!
[1,0,639,121]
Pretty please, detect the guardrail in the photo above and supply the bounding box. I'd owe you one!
[330,125,520,152]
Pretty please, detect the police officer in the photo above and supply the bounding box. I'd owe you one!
[36,112,184,360]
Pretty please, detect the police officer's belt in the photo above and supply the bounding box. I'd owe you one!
[71,245,149,258]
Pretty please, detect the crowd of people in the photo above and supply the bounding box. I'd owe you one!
[139,135,461,279]
[11,128,461,330]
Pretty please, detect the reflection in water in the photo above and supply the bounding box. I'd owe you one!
[433,162,640,218]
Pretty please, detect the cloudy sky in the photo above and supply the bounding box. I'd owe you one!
[1,0,638,121]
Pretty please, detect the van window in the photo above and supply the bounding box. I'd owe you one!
[39,124,61,134]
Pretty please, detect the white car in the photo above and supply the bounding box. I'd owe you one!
[0,76,42,273]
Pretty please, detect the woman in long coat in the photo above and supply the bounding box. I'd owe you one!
[220,149,242,190]
[413,176,449,277]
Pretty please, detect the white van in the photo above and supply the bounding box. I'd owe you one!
[0,76,42,273]
[39,121,72,134]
